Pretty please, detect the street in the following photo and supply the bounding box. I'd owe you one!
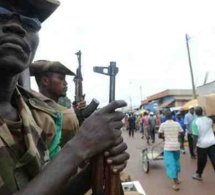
[123,130,215,195]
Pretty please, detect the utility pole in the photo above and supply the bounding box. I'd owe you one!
[185,34,197,99]
[139,85,143,103]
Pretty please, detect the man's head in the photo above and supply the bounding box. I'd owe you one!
[189,107,195,114]
[195,106,203,117]
[0,0,59,75]
[30,60,75,101]
[165,110,172,120]
[143,111,148,116]
[149,112,154,116]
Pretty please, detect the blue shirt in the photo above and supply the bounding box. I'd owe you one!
[184,112,195,134]
[176,117,186,132]
[160,114,176,123]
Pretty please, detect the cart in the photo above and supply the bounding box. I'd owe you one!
[141,141,164,173]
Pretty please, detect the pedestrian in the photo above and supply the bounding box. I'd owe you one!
[192,106,215,181]
[184,107,196,158]
[158,111,183,191]
[149,112,156,143]
[0,1,129,194]
[160,108,176,123]
[142,111,150,145]
[155,113,161,131]
[128,113,136,137]
[138,114,144,138]
[176,112,186,154]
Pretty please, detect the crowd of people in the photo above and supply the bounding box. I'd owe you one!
[158,107,215,191]
[123,106,215,191]
[124,111,160,145]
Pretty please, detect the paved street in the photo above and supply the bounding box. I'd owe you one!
[123,130,215,195]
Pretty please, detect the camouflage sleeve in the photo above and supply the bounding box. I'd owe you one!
[61,108,79,147]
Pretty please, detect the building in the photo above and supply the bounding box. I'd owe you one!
[140,89,193,113]
[197,80,215,96]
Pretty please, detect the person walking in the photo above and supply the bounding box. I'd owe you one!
[158,111,184,191]
[142,111,150,145]
[176,112,186,154]
[149,112,156,143]
[192,106,215,181]
[128,113,136,137]
[184,107,196,158]
[138,114,144,138]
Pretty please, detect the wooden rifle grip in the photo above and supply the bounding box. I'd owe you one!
[92,156,104,195]
[104,164,122,195]
[110,173,121,195]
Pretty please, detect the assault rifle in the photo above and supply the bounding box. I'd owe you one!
[73,50,99,119]
[92,62,124,195]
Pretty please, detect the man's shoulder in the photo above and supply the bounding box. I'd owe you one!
[163,120,179,126]
[18,86,58,117]
[185,112,190,117]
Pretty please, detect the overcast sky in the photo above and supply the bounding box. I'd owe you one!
[31,0,215,108]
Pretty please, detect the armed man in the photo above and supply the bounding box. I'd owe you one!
[0,0,129,195]
[29,60,89,159]
[29,60,81,159]
[30,59,86,110]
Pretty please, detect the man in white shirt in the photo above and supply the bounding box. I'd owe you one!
[192,106,215,181]
[158,111,184,191]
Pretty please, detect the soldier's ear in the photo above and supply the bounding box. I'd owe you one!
[41,76,49,87]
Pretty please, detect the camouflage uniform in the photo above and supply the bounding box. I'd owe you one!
[0,85,79,194]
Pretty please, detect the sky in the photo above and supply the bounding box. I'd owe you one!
[31,0,215,109]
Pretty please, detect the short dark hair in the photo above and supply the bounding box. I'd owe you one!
[190,107,194,112]
[195,106,203,116]
[143,112,148,116]
[165,111,172,119]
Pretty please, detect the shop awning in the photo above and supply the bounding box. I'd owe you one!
[181,99,198,111]
[158,99,175,110]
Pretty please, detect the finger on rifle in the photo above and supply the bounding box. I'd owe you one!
[104,136,123,157]
[112,135,123,147]
[106,152,130,166]
[98,100,127,114]
[111,162,128,174]
[108,142,127,157]
[105,111,125,122]
[110,121,124,129]
[113,129,122,141]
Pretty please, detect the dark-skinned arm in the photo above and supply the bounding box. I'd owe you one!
[12,100,127,195]
[14,137,90,195]
[158,132,165,139]
[62,135,129,195]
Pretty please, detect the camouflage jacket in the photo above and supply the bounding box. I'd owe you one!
[0,86,79,195]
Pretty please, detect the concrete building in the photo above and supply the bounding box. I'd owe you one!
[140,89,193,113]
[197,80,215,96]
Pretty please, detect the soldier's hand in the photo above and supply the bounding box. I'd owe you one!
[75,100,127,159]
[104,137,130,174]
[76,100,86,110]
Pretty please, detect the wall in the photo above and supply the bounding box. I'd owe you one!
[197,81,215,96]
